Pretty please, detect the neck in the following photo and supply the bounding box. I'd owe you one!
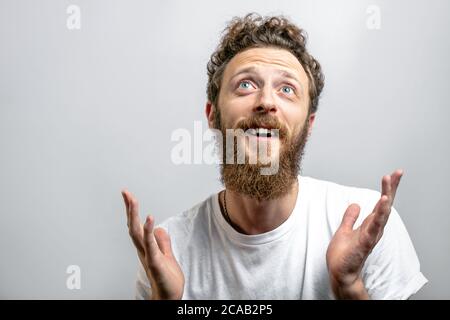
[222,178,299,235]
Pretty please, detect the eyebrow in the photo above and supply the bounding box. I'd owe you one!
[230,66,304,93]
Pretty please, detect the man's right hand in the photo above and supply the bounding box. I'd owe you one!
[122,189,185,300]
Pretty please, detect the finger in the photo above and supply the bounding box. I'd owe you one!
[339,203,361,231]
[143,215,162,264]
[389,169,403,205]
[154,228,175,258]
[121,190,131,226]
[381,174,392,203]
[371,188,385,214]
[127,191,141,233]
[121,189,130,210]
[126,191,145,254]
[367,195,390,237]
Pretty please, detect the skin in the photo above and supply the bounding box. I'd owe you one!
[122,47,404,300]
[207,47,315,235]
[326,171,403,299]
[121,191,184,300]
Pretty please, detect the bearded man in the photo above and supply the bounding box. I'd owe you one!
[122,13,427,300]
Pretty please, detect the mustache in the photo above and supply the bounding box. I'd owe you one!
[233,114,288,140]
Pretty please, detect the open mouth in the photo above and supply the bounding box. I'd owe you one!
[246,128,274,138]
[244,126,282,138]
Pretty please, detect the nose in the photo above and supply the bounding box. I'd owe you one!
[253,86,278,114]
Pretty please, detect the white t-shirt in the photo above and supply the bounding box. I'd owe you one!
[135,175,427,300]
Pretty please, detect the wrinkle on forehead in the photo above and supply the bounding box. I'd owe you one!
[223,47,310,88]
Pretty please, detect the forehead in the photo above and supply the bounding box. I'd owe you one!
[222,47,309,86]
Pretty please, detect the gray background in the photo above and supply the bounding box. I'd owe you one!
[0,0,448,299]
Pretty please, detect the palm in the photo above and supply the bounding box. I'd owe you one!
[327,209,381,286]
[140,226,184,300]
[122,190,185,300]
[326,170,403,288]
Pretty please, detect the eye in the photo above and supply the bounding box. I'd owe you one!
[281,85,294,95]
[238,80,253,90]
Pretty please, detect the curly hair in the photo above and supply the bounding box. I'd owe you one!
[207,13,325,114]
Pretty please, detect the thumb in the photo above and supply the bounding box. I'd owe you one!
[340,203,361,231]
[154,228,174,257]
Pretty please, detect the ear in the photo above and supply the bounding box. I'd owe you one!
[205,101,215,129]
[307,113,316,137]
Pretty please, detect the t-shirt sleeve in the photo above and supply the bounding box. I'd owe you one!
[361,206,428,299]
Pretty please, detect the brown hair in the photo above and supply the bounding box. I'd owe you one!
[207,13,325,114]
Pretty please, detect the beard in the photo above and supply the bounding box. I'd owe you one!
[214,107,310,201]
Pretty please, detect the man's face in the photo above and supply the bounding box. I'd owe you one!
[206,47,316,200]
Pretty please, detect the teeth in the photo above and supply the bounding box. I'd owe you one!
[257,128,269,136]
[246,128,272,137]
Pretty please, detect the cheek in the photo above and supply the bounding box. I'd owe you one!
[228,95,256,112]
[220,100,253,128]
[283,108,307,134]
[215,106,239,130]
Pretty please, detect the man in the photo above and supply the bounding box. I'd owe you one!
[122,13,427,300]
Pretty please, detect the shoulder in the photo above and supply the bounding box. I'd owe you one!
[155,193,216,238]
[301,175,381,206]
[300,175,383,229]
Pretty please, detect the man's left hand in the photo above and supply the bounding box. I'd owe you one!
[326,169,404,299]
